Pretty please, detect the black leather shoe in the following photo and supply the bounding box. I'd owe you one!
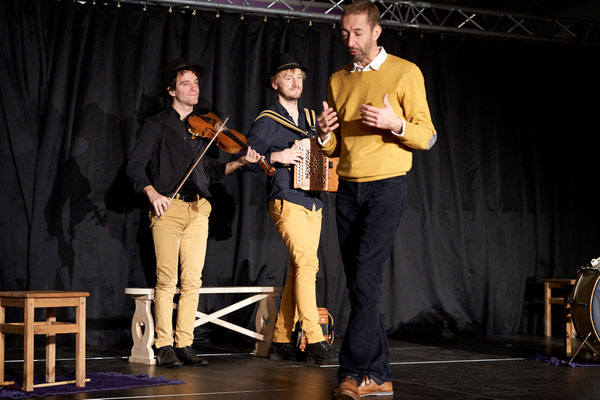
[174,346,208,366]
[156,345,183,368]
[270,342,298,361]
[305,341,337,363]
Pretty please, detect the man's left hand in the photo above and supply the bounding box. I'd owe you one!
[360,94,404,133]
[238,146,262,165]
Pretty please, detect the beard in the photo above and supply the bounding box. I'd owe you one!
[279,88,302,101]
[349,47,367,63]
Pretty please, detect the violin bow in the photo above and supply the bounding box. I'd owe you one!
[151,115,230,225]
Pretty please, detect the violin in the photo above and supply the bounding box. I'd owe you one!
[187,112,276,176]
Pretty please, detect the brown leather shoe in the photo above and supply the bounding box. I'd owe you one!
[358,376,393,397]
[336,376,359,400]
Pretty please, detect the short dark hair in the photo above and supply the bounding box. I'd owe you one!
[166,69,200,94]
[342,0,380,28]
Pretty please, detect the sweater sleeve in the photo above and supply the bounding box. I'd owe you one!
[320,81,342,157]
[396,64,437,151]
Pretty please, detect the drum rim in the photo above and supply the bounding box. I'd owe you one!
[589,275,600,345]
[572,269,600,352]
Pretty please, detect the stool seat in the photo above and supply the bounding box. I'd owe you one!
[0,290,89,392]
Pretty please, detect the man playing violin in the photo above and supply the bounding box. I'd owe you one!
[127,58,261,368]
[243,53,336,363]
[316,1,437,398]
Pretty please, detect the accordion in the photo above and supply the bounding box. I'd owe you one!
[293,138,339,192]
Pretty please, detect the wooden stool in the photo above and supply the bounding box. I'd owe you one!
[0,291,89,391]
[543,279,576,337]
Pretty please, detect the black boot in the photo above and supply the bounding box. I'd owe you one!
[156,345,183,368]
[270,342,298,361]
[174,346,208,366]
[305,341,337,363]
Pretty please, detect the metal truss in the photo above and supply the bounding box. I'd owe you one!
[110,0,600,45]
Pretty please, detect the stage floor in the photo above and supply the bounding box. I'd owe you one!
[3,335,600,399]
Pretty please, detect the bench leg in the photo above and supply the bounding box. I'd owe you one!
[129,298,156,365]
[254,294,278,357]
[75,297,86,387]
[46,308,56,383]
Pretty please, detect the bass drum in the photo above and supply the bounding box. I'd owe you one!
[571,259,600,355]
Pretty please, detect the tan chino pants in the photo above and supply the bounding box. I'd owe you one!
[151,197,211,349]
[269,199,324,344]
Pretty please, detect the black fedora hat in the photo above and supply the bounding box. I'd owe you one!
[161,57,204,95]
[264,53,308,90]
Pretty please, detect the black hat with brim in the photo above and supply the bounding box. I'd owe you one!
[161,57,204,96]
[264,53,308,90]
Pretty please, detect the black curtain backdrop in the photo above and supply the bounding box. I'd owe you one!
[1,0,599,345]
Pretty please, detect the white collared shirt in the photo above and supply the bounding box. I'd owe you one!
[351,46,388,72]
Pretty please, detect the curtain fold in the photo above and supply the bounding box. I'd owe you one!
[1,0,599,344]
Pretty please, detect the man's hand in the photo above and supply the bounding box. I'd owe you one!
[226,146,262,175]
[144,186,171,217]
[360,94,404,133]
[271,147,304,165]
[317,101,339,142]
[238,146,262,165]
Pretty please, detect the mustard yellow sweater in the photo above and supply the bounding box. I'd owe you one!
[321,54,436,182]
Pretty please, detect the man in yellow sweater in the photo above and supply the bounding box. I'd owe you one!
[316,1,436,398]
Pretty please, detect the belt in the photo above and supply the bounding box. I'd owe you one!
[166,193,201,202]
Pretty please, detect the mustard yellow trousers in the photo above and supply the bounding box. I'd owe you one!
[150,197,211,349]
[268,199,324,344]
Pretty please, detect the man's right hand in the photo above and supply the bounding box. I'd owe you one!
[271,147,305,165]
[144,186,171,217]
[316,101,339,142]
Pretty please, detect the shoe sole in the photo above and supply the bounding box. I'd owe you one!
[183,361,208,366]
[306,357,337,364]
[269,354,299,361]
[337,391,359,400]
[157,362,182,368]
[360,392,393,397]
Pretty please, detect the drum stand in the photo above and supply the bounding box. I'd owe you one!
[568,332,592,365]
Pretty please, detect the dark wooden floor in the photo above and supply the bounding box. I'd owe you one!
[3,335,600,399]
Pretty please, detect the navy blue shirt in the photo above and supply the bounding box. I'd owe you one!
[245,101,322,210]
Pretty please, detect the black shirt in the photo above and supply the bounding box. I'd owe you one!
[245,101,322,211]
[127,107,227,198]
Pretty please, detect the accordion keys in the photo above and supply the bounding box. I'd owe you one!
[293,138,339,192]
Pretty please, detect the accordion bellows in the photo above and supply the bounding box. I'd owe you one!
[293,138,339,192]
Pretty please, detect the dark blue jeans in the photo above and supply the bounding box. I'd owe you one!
[336,175,407,384]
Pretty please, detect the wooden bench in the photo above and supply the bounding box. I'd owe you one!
[0,291,89,392]
[124,287,281,365]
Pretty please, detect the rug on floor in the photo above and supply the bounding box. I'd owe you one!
[535,354,600,367]
[0,372,184,399]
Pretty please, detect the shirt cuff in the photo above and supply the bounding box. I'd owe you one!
[391,119,406,137]
[317,133,332,145]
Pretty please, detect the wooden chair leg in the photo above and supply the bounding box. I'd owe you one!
[46,308,56,383]
[75,297,86,388]
[23,299,35,392]
[565,300,572,356]
[0,303,5,384]
[544,282,551,336]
